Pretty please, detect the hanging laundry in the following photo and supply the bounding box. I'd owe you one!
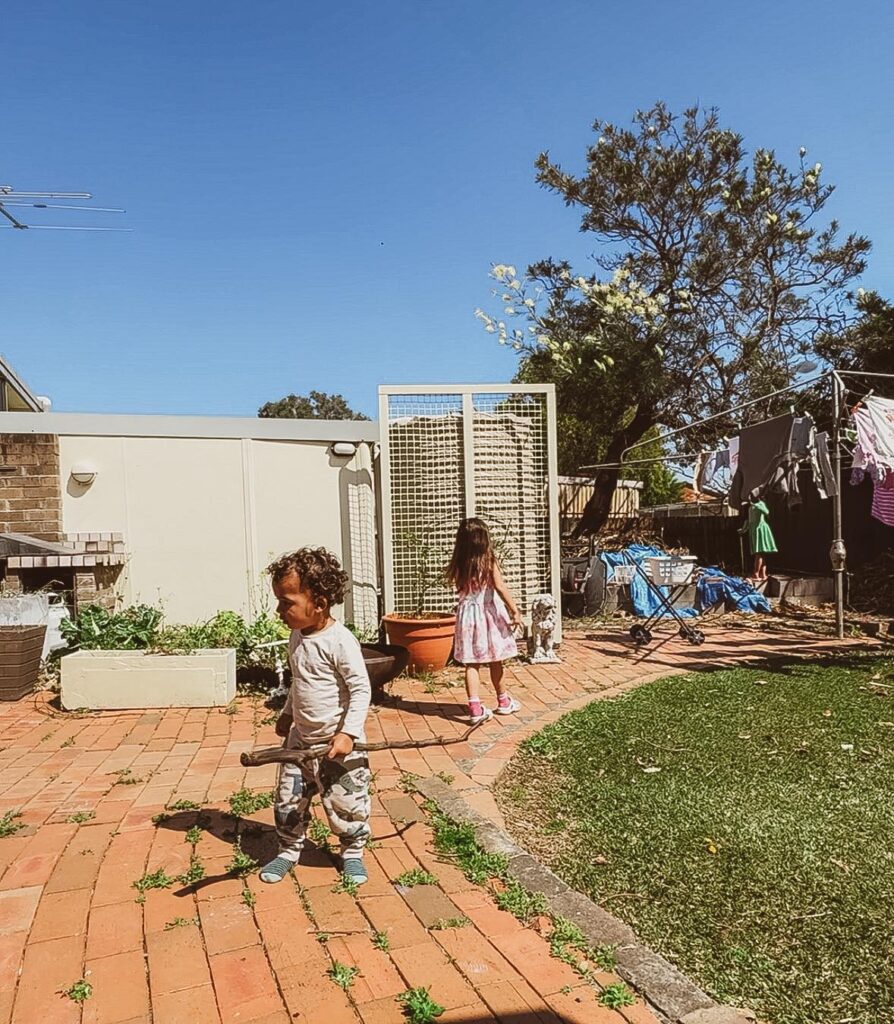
[696,448,731,495]
[728,436,740,476]
[814,432,838,498]
[853,396,894,475]
[728,414,795,508]
[870,482,894,527]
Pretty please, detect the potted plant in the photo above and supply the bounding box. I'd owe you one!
[382,530,456,673]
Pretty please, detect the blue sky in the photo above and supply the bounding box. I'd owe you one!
[3,1,892,418]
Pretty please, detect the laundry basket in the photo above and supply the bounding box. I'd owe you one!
[611,565,637,584]
[647,556,697,586]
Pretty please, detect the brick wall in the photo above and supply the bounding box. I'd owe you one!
[0,433,63,542]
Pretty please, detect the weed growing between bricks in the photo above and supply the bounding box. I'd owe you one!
[0,809,24,837]
[227,787,275,817]
[424,802,620,993]
[394,867,438,888]
[63,979,93,1004]
[397,985,445,1023]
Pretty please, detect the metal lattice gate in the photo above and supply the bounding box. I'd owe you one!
[378,384,561,640]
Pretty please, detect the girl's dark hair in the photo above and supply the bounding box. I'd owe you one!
[267,547,349,608]
[446,518,495,592]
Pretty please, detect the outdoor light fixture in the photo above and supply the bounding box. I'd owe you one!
[331,442,357,457]
[70,462,97,485]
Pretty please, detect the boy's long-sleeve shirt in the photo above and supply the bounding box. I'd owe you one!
[287,621,371,745]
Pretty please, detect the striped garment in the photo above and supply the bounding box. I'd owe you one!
[871,482,894,527]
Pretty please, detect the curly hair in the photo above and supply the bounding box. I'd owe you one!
[266,547,349,609]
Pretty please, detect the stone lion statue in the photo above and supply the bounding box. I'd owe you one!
[529,593,560,663]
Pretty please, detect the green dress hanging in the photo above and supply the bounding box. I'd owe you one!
[743,500,777,555]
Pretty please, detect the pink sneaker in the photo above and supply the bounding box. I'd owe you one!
[495,695,521,716]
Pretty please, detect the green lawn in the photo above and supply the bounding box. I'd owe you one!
[498,655,894,1024]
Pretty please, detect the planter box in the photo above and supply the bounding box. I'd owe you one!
[61,648,236,710]
[0,625,47,701]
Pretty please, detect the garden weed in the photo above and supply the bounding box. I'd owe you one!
[600,982,636,1008]
[430,917,470,930]
[133,867,176,892]
[328,962,359,990]
[184,826,204,845]
[493,880,548,923]
[63,979,92,1003]
[397,986,445,1023]
[66,810,95,824]
[178,856,206,886]
[395,868,438,887]
[227,788,274,817]
[372,930,390,951]
[0,810,25,838]
[241,887,256,908]
[164,917,198,931]
[307,819,332,846]
[167,799,201,811]
[332,873,359,896]
[226,841,258,878]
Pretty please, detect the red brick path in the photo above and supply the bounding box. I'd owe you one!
[0,626,866,1023]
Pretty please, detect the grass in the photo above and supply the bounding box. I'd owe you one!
[394,868,438,887]
[227,788,275,817]
[498,656,894,1024]
[0,810,25,838]
[63,979,93,1003]
[428,808,507,884]
[327,961,359,990]
[493,880,548,923]
[397,986,445,1023]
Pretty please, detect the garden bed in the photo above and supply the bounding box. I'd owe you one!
[497,655,894,1024]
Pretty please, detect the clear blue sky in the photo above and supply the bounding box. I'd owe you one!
[3,0,892,418]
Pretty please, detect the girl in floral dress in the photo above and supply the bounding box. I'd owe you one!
[446,518,522,724]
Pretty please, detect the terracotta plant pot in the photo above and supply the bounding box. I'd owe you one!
[0,625,46,701]
[382,614,456,673]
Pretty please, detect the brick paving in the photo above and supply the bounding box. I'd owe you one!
[0,624,869,1024]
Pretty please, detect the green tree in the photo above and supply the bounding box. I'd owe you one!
[258,391,370,420]
[479,103,870,532]
[816,290,894,376]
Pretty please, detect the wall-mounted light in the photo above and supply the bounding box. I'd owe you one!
[70,462,97,485]
[331,442,357,457]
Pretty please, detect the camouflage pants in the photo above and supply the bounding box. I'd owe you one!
[274,746,371,863]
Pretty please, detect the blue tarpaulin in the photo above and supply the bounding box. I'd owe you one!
[695,567,771,614]
[599,544,698,618]
[599,546,770,618]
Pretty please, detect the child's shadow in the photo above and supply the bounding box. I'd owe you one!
[155,808,332,897]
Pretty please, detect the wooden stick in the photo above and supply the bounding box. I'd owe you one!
[240,720,484,767]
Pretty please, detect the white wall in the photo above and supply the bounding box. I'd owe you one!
[58,433,379,627]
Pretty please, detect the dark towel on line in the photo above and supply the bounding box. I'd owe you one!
[728,414,795,509]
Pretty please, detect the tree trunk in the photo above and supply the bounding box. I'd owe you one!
[575,408,656,536]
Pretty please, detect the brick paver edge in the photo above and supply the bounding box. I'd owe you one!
[416,775,753,1024]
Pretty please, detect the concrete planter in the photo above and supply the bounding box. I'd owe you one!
[61,648,236,710]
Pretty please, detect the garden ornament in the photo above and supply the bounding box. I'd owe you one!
[529,593,560,663]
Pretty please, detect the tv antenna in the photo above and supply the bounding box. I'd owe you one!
[0,185,128,231]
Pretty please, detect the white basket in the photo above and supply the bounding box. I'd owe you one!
[647,556,697,585]
[611,565,637,584]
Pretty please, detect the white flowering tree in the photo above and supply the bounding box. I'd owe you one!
[477,103,871,532]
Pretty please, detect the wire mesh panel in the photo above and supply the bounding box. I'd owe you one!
[379,385,560,635]
[472,393,551,615]
[383,393,466,615]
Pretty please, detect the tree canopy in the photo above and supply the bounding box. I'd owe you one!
[258,391,370,420]
[478,102,870,532]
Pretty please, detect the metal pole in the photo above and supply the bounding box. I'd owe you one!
[830,373,846,639]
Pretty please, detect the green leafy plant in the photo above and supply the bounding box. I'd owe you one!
[332,873,359,896]
[327,961,359,991]
[600,982,636,1009]
[151,812,171,825]
[430,917,470,930]
[395,868,438,888]
[307,819,332,847]
[493,880,548,923]
[184,826,204,845]
[398,772,420,794]
[397,986,445,1023]
[435,771,455,785]
[63,979,93,1004]
[227,788,275,817]
[61,603,163,650]
[226,841,258,878]
[372,931,391,952]
[178,856,206,886]
[241,887,256,908]
[65,810,96,825]
[316,932,331,944]
[112,768,143,786]
[428,809,507,884]
[164,917,198,931]
[133,867,176,892]
[167,799,201,811]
